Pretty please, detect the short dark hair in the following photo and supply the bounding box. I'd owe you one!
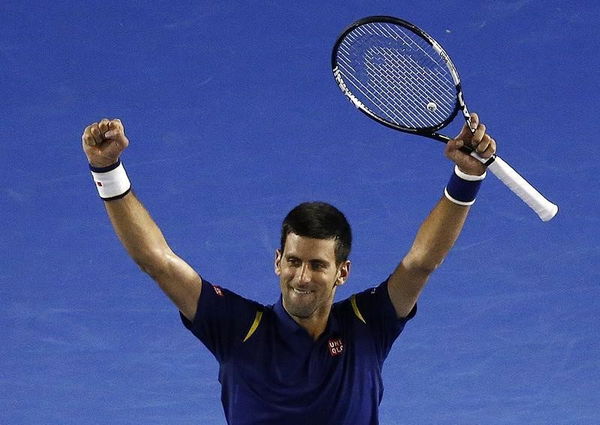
[280,202,352,264]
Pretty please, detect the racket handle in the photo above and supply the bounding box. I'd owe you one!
[475,153,558,221]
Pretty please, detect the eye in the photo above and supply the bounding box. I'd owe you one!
[286,257,301,267]
[310,261,328,271]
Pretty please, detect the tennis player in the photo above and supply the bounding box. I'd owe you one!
[82,114,495,425]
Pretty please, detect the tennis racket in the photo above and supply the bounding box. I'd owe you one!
[332,16,558,221]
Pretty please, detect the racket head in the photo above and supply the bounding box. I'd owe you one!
[332,16,465,140]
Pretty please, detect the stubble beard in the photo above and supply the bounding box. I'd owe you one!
[282,281,337,320]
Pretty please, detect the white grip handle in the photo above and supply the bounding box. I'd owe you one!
[463,112,557,221]
[477,154,558,221]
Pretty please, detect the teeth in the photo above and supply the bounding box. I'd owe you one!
[293,288,311,294]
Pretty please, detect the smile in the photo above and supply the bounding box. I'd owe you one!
[292,288,312,295]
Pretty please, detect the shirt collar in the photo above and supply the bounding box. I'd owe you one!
[273,296,341,339]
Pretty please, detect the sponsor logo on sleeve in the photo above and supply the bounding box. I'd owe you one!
[212,285,224,297]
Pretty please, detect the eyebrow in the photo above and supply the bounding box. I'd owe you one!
[285,254,331,266]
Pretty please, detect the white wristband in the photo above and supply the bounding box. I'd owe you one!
[454,165,486,181]
[90,160,131,200]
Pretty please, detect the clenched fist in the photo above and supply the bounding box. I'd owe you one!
[444,113,496,176]
[82,119,129,168]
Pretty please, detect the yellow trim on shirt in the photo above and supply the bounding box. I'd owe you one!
[350,295,366,324]
[242,310,264,342]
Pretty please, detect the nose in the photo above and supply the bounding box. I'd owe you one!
[298,264,312,284]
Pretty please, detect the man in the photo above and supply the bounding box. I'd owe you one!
[82,114,495,424]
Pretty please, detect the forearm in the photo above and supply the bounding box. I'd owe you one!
[103,191,173,273]
[403,196,470,272]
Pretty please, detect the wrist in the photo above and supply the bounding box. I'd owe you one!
[444,165,486,206]
[89,160,120,173]
[89,159,131,201]
[87,155,122,169]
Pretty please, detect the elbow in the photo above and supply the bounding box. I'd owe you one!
[133,248,174,279]
[136,260,157,277]
[411,262,441,276]
[403,251,444,275]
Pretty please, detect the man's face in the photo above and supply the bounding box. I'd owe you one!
[275,233,350,321]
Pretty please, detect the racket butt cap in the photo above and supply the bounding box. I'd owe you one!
[540,204,559,222]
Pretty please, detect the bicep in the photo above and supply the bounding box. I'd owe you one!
[146,251,203,322]
[387,259,432,318]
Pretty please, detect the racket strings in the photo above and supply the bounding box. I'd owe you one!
[338,43,440,128]
[338,25,445,125]
[362,45,452,126]
[350,23,455,109]
[351,24,454,125]
[337,35,408,123]
[338,40,443,128]
[337,43,424,127]
[336,22,457,129]
[337,47,408,125]
[373,25,456,105]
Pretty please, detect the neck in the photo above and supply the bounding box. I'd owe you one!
[281,280,339,341]
[289,305,332,341]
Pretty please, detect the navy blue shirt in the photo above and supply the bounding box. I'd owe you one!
[181,278,416,425]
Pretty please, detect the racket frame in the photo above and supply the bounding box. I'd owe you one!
[332,16,472,144]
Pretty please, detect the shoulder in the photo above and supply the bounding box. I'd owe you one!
[336,279,416,325]
[200,279,265,309]
[334,290,371,325]
[185,278,266,332]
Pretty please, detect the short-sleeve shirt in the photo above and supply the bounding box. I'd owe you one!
[181,278,416,425]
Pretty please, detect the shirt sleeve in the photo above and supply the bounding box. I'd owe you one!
[352,279,417,361]
[180,278,262,363]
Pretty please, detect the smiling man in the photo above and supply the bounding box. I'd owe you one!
[276,204,351,339]
[81,114,495,425]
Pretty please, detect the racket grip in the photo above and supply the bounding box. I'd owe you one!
[484,155,558,221]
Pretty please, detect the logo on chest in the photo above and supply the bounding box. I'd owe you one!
[328,337,344,357]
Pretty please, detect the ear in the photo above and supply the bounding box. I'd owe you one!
[274,249,283,276]
[335,260,351,286]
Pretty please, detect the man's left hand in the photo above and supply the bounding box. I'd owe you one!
[445,113,496,176]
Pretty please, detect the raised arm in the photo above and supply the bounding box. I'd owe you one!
[82,119,202,321]
[387,113,496,318]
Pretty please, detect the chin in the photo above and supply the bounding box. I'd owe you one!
[284,296,316,319]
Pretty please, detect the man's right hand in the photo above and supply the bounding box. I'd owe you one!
[82,119,129,168]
